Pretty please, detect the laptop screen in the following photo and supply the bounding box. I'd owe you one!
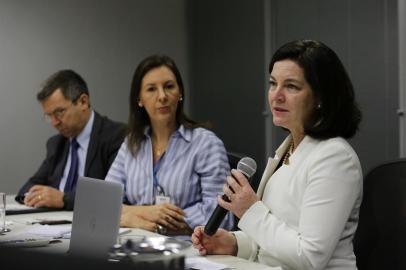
[69,176,123,259]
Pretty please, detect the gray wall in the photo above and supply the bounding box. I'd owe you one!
[187,0,399,183]
[268,0,399,175]
[399,0,406,156]
[0,0,401,193]
[187,0,268,185]
[0,0,189,193]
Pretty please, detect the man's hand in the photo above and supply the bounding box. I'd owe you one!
[24,185,64,208]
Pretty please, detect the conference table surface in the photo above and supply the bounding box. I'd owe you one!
[3,196,279,270]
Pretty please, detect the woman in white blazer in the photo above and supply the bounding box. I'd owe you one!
[192,40,363,270]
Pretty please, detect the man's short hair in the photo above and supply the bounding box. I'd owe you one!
[37,70,89,103]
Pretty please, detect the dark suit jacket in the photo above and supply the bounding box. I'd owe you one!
[15,111,126,210]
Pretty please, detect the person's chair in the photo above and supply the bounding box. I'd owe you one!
[353,158,406,270]
[227,151,245,170]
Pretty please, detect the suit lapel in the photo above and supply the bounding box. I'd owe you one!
[53,138,70,187]
[257,158,278,197]
[84,112,101,175]
[256,135,292,198]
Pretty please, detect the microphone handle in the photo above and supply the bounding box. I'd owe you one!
[204,172,253,236]
[204,195,230,236]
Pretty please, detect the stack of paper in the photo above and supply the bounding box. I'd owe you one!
[25,224,130,239]
[26,224,72,238]
[185,257,230,270]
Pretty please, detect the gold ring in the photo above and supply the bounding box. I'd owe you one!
[38,195,42,200]
[156,224,167,234]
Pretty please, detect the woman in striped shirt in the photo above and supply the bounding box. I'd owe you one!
[106,55,233,235]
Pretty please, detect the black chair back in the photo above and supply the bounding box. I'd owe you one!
[227,151,245,170]
[353,158,406,270]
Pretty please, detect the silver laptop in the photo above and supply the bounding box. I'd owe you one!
[69,176,123,259]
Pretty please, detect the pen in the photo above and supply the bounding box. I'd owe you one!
[40,220,72,225]
[28,220,72,225]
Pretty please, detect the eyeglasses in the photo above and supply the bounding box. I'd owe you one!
[43,103,73,123]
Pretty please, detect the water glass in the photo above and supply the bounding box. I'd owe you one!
[0,192,6,232]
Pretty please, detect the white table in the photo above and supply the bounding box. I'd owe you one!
[3,196,277,270]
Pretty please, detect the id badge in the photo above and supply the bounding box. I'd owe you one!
[155,195,170,204]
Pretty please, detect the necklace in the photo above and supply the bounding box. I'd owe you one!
[153,146,165,157]
[152,142,167,157]
[282,141,294,165]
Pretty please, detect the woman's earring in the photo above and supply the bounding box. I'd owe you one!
[179,96,183,101]
[317,103,322,109]
[138,102,143,107]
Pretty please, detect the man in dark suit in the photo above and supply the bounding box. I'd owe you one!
[15,70,126,210]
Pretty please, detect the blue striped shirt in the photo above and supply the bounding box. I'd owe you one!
[105,125,234,230]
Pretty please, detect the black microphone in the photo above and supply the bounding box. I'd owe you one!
[204,157,257,236]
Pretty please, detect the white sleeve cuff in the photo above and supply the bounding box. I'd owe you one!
[233,201,267,261]
[233,230,256,260]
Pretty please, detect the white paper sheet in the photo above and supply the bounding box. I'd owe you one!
[26,224,72,238]
[185,256,232,270]
[25,224,130,239]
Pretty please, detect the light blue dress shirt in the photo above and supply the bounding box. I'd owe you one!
[59,110,94,191]
[106,125,234,230]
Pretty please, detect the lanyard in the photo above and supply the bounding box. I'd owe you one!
[153,152,165,196]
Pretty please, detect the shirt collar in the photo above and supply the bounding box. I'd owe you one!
[74,110,94,148]
[143,124,191,143]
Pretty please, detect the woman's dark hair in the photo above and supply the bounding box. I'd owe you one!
[269,40,361,139]
[127,54,200,156]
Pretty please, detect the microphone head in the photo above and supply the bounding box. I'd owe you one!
[237,157,257,178]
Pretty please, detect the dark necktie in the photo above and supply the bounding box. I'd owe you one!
[64,139,80,192]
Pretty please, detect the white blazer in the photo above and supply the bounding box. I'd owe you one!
[234,135,363,270]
